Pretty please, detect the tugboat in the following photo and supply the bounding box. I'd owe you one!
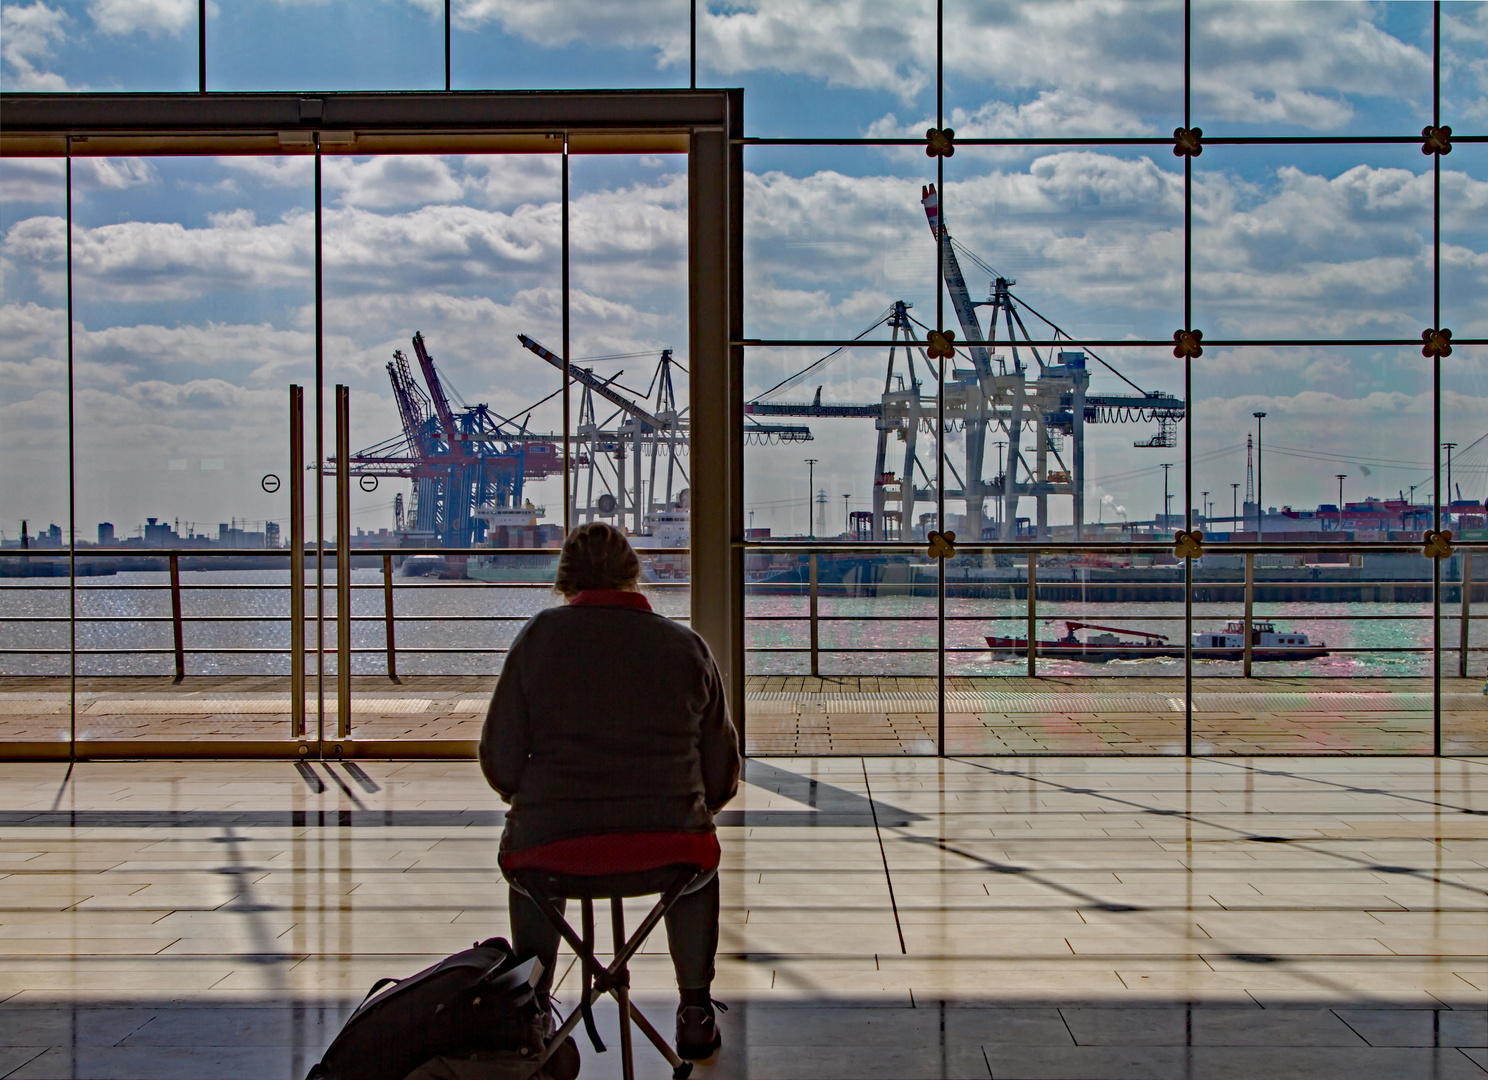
[986,622,1183,662]
[1191,619,1328,660]
[987,619,1328,663]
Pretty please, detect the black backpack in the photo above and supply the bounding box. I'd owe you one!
[306,937,569,1080]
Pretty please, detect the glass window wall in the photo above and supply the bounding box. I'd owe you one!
[3,1,1486,759]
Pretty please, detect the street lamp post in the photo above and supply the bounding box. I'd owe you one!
[1335,474,1347,532]
[1161,463,1173,532]
[1231,483,1239,530]
[1201,490,1209,526]
[1444,442,1457,525]
[1253,412,1267,539]
[804,458,818,540]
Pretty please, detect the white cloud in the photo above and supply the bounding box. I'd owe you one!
[741,154,1488,347]
[63,213,313,302]
[1,1,70,91]
[221,154,562,210]
[0,158,67,205]
[453,0,688,62]
[79,319,315,385]
[1445,3,1488,122]
[449,1,1428,134]
[0,302,65,376]
[2,216,68,295]
[866,91,1157,144]
[700,0,933,104]
[743,154,1186,339]
[1,157,162,205]
[76,157,157,191]
[87,0,194,37]
[324,156,466,209]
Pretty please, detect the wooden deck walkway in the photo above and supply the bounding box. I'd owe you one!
[1,675,1484,756]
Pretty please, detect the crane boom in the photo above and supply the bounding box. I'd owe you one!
[387,350,435,460]
[1065,621,1169,642]
[411,331,462,446]
[518,334,669,431]
[921,184,993,376]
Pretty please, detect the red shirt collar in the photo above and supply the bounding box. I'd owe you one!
[568,589,652,611]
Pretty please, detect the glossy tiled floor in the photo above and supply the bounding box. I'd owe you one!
[0,757,1484,1078]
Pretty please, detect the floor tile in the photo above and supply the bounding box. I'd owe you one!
[0,756,1481,1077]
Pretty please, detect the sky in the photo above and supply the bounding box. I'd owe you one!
[2,0,1487,542]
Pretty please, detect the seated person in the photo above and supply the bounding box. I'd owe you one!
[480,521,741,1061]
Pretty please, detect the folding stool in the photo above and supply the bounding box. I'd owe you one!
[500,831,722,1080]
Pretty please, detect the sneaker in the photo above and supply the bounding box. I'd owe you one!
[676,1000,724,1061]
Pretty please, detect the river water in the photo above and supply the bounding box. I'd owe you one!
[0,570,1475,679]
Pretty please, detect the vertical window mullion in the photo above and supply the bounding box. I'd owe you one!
[1183,0,1194,757]
[66,142,76,757]
[935,0,946,757]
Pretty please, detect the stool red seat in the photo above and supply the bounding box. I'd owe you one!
[500,831,721,1080]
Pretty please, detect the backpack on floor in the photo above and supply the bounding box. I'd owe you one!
[305,937,569,1080]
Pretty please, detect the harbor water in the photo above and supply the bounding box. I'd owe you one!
[0,570,1477,679]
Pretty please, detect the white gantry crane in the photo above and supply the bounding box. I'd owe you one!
[745,186,1185,542]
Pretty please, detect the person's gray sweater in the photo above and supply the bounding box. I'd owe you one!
[480,594,741,854]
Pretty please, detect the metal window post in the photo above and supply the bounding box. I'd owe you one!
[169,553,185,683]
[1243,552,1254,677]
[289,385,306,740]
[1026,556,1037,677]
[383,552,399,683]
[335,385,351,743]
[1460,551,1473,680]
[688,92,745,740]
[808,553,819,679]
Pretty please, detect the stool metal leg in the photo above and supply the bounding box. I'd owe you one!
[611,899,635,1080]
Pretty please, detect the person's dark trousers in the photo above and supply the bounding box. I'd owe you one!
[508,873,720,1001]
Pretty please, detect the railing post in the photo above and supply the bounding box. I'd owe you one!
[335,385,351,742]
[1459,551,1472,680]
[290,385,306,740]
[1026,555,1037,677]
[808,553,819,679]
[382,552,400,683]
[1243,552,1254,678]
[168,553,185,683]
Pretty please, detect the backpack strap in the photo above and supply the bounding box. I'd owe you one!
[358,977,400,1006]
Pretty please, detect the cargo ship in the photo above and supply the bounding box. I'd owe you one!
[987,620,1327,663]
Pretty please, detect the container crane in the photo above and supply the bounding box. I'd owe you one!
[921,183,1185,539]
[519,334,810,536]
[744,188,1185,542]
[333,333,564,548]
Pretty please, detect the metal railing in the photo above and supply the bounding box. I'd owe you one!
[0,539,1480,757]
[738,542,1483,681]
[0,545,690,676]
[2,543,1479,677]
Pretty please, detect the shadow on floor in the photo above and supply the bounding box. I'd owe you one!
[2,995,1484,1080]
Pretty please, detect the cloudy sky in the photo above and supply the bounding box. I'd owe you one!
[2,1,1487,542]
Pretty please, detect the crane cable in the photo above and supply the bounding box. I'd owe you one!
[753,307,897,400]
[948,238,1151,397]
